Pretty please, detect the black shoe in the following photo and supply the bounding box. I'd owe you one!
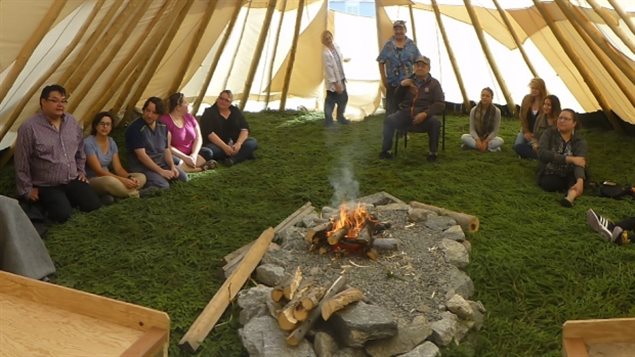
[223,158,234,167]
[325,120,335,127]
[100,194,115,205]
[560,197,573,208]
[337,118,351,125]
[427,153,437,162]
[379,151,393,160]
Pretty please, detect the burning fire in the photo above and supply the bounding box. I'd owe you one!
[327,203,377,240]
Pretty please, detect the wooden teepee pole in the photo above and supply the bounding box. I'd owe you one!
[532,0,619,131]
[67,0,144,115]
[0,0,66,101]
[168,0,218,97]
[57,0,125,87]
[491,0,538,78]
[554,0,634,107]
[606,0,635,36]
[408,4,417,44]
[279,0,306,111]
[222,2,253,92]
[239,0,277,111]
[586,0,635,54]
[125,0,194,112]
[264,0,288,109]
[463,0,515,114]
[192,3,243,115]
[0,0,105,146]
[430,0,470,112]
[82,0,172,123]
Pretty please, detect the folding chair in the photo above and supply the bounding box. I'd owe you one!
[393,109,446,156]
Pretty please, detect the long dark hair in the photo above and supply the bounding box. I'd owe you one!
[90,112,113,136]
[142,96,165,115]
[168,92,185,112]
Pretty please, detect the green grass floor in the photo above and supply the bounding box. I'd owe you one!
[1,111,634,356]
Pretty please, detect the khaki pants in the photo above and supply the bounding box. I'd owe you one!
[88,173,147,198]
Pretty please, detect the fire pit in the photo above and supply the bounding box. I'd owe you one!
[237,192,485,356]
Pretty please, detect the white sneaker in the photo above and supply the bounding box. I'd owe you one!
[612,226,625,244]
[586,209,613,241]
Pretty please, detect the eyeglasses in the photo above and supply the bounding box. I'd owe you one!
[219,97,232,103]
[46,98,68,105]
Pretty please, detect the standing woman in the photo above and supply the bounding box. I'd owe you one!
[537,109,587,207]
[513,78,547,159]
[460,87,504,152]
[160,93,216,172]
[84,112,146,198]
[377,20,421,116]
[321,30,349,126]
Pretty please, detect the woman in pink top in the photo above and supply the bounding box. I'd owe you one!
[160,93,216,172]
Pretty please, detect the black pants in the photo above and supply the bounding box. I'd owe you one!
[38,179,102,222]
[538,174,575,192]
[616,217,635,231]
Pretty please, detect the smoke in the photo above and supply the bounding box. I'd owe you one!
[329,164,359,207]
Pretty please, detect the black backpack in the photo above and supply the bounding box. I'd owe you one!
[598,181,634,199]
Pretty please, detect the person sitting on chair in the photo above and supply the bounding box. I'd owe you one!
[379,55,445,162]
[199,90,258,166]
[460,87,504,152]
[537,109,587,207]
[14,84,102,222]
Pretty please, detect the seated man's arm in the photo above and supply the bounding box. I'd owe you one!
[14,125,35,200]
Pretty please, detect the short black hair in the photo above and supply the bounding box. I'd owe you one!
[142,96,165,115]
[90,112,113,136]
[40,84,67,107]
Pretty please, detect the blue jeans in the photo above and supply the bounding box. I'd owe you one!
[382,110,440,154]
[324,90,348,124]
[513,132,536,159]
[205,137,258,164]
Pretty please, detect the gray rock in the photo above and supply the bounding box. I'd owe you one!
[357,191,406,206]
[446,266,474,299]
[255,264,286,286]
[462,239,472,253]
[262,248,294,267]
[408,208,434,222]
[441,225,465,242]
[322,206,338,219]
[314,331,338,357]
[302,213,321,228]
[239,316,316,357]
[327,301,398,348]
[376,203,411,211]
[439,239,469,269]
[333,347,368,357]
[424,216,456,231]
[365,315,432,357]
[429,311,459,346]
[279,227,309,251]
[455,320,471,342]
[237,285,273,325]
[445,294,474,320]
[468,301,486,331]
[397,341,441,357]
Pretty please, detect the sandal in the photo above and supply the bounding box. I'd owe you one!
[202,159,218,171]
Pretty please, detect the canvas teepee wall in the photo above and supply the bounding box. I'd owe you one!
[1,0,633,162]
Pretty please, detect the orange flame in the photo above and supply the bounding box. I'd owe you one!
[328,203,375,240]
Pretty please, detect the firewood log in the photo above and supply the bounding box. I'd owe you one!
[286,275,347,346]
[328,228,347,245]
[371,238,398,250]
[277,307,297,331]
[321,287,365,320]
[300,286,326,311]
[284,267,302,300]
[366,248,379,260]
[305,222,331,243]
[410,201,479,233]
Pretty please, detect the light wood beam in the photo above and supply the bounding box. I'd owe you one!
[586,0,635,54]
[222,2,253,92]
[279,0,306,111]
[492,0,538,78]
[264,0,288,109]
[408,4,417,44]
[606,0,635,35]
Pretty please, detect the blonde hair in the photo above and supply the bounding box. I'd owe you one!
[529,78,547,101]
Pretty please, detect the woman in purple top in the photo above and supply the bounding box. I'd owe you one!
[160,93,216,172]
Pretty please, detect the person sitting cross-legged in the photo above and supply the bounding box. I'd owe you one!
[14,84,102,222]
[84,112,146,200]
[460,87,504,152]
[199,90,258,166]
[125,97,187,190]
[379,55,445,162]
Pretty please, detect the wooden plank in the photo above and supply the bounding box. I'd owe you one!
[0,271,169,333]
[178,227,276,353]
[121,327,168,357]
[563,318,635,345]
[563,337,588,357]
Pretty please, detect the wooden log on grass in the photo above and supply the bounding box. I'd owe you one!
[409,201,479,233]
[178,227,275,353]
[286,275,347,346]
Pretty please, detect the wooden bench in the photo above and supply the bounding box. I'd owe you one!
[0,271,170,356]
